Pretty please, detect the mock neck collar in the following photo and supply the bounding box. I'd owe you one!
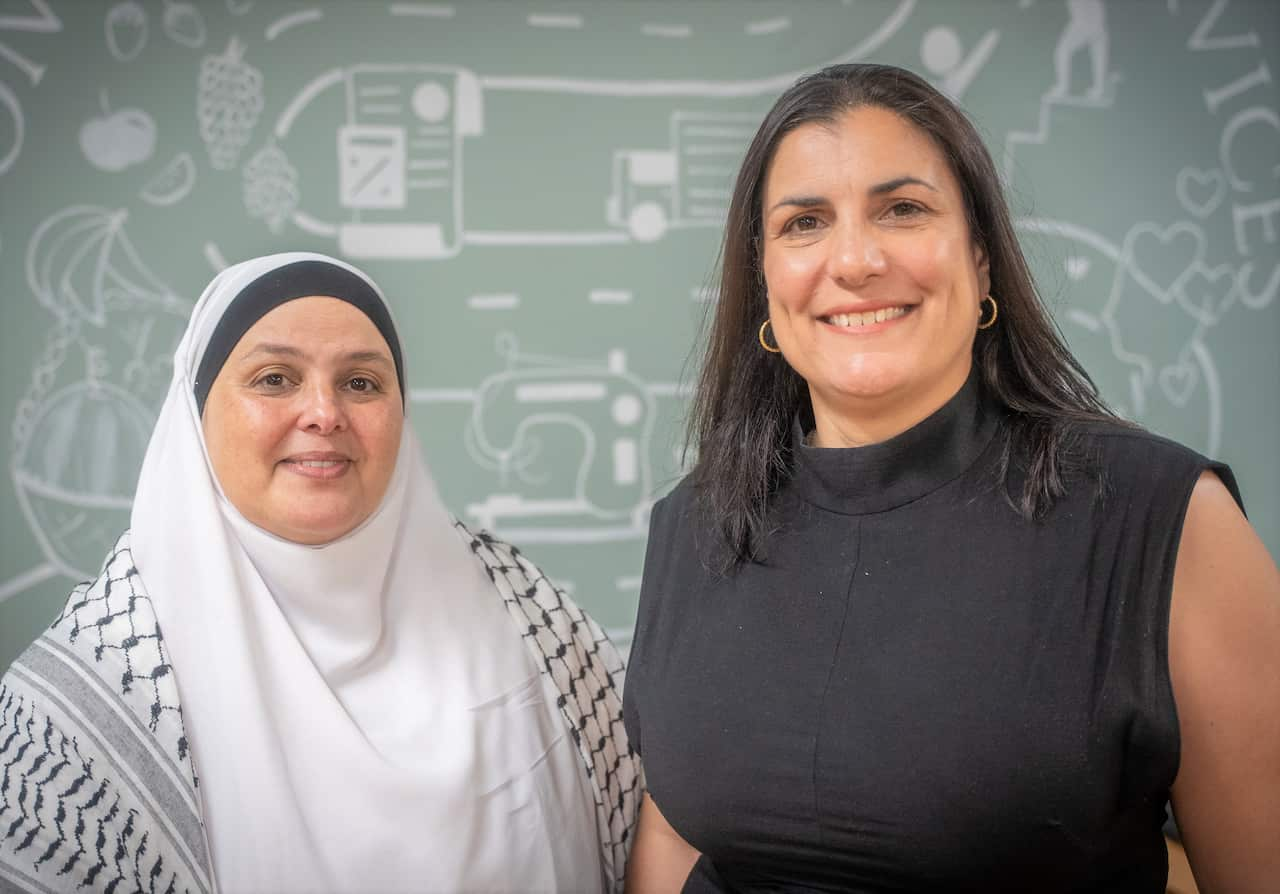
[789,371,1001,515]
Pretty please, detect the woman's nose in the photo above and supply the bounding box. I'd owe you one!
[296,384,347,434]
[826,220,887,285]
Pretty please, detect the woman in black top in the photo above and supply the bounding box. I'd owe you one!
[623,65,1279,892]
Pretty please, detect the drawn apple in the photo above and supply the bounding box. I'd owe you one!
[80,90,156,172]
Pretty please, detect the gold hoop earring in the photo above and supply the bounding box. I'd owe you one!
[758,319,782,353]
[977,295,998,330]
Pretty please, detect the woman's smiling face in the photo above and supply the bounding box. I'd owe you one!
[201,296,404,544]
[760,105,990,443]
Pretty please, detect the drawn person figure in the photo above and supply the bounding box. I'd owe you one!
[0,253,638,893]
[623,65,1279,892]
[1051,0,1110,99]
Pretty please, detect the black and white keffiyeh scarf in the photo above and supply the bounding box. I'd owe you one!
[0,526,641,893]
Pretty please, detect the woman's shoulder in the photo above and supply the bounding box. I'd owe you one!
[4,530,192,767]
[450,517,640,892]
[1068,419,1240,502]
[646,474,700,539]
[450,518,627,676]
[0,531,209,892]
[1072,418,1207,458]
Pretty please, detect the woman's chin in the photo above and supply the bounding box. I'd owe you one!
[816,369,912,406]
[254,510,365,545]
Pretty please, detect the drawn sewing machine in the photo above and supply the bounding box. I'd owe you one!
[463,348,657,542]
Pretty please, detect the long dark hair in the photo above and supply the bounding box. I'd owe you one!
[689,63,1122,570]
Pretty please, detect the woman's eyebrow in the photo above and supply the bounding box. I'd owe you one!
[343,350,393,367]
[869,175,938,195]
[768,194,826,214]
[240,344,392,366]
[242,342,305,360]
[768,176,938,213]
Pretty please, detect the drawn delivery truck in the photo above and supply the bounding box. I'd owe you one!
[605,110,757,242]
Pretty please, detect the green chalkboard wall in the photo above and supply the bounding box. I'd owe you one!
[2,0,1278,668]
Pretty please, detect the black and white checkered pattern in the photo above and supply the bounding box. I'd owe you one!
[1,533,210,893]
[3,528,640,892]
[51,534,191,772]
[459,522,641,893]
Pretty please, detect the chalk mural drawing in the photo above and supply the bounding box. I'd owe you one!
[1101,220,1210,380]
[477,0,911,98]
[1175,166,1227,219]
[104,2,148,62]
[203,241,230,272]
[1003,0,1118,181]
[162,0,205,49]
[248,1,914,256]
[415,335,674,544]
[1051,0,1110,99]
[269,63,483,259]
[1006,0,1279,458]
[1019,217,1225,456]
[12,381,155,582]
[641,23,691,40]
[0,0,62,32]
[80,90,155,172]
[920,26,1000,100]
[0,81,20,176]
[243,140,299,232]
[140,151,197,206]
[265,8,323,42]
[1175,260,1237,326]
[227,0,254,15]
[24,206,185,325]
[5,206,189,599]
[0,0,61,99]
[199,35,264,170]
[465,0,911,248]
[606,112,757,242]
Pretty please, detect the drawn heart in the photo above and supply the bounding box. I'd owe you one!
[1175,167,1226,219]
[1123,222,1204,300]
[1158,362,1198,407]
[1175,264,1236,324]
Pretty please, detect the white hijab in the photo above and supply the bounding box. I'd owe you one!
[131,253,601,893]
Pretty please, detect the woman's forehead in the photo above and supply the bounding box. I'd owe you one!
[231,296,393,360]
[764,108,952,196]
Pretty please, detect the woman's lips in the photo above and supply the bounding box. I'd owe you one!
[281,457,352,480]
[819,304,914,333]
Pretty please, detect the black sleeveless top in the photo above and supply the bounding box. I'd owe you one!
[623,378,1240,893]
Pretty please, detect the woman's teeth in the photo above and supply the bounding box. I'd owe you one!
[826,306,908,328]
[296,460,344,468]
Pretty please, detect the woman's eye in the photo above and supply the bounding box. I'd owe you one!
[887,201,922,218]
[255,372,289,389]
[785,214,820,233]
[347,376,377,393]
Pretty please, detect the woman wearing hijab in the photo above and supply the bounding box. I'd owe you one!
[0,252,639,894]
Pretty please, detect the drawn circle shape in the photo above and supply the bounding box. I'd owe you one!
[628,202,667,243]
[921,27,961,75]
[612,394,643,426]
[412,82,451,123]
